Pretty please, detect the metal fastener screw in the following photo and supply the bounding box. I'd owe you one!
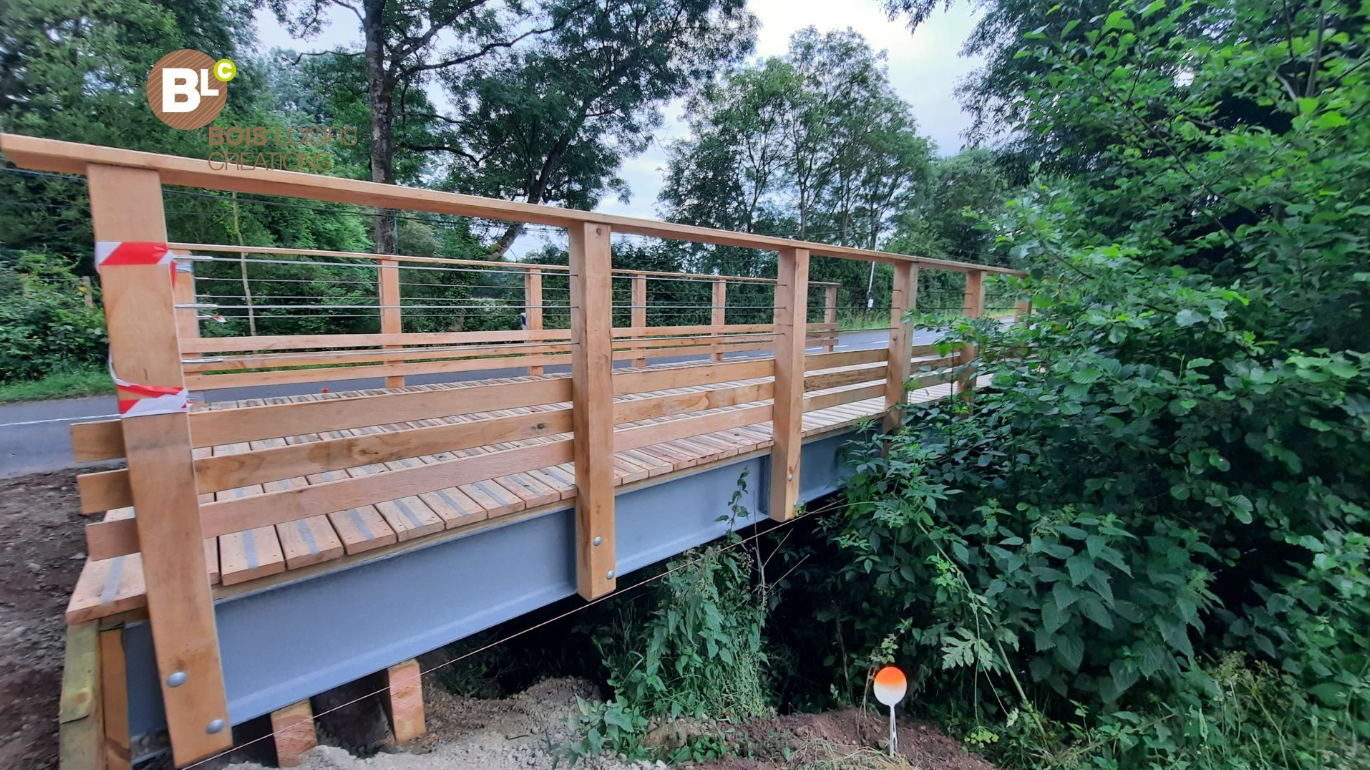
[788,474,794,481]
[166,671,187,688]
[606,570,615,579]
[593,536,602,546]
[206,719,225,735]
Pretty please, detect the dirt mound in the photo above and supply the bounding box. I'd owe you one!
[704,708,997,770]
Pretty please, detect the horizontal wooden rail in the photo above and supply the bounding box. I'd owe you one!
[74,346,954,462]
[3,134,1022,273]
[71,378,574,460]
[85,439,577,559]
[615,404,772,452]
[76,351,959,556]
[75,356,917,515]
[181,323,834,355]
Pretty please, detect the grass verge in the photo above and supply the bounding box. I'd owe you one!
[0,367,114,403]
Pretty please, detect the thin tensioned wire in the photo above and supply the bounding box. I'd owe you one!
[186,303,572,311]
[187,255,544,278]
[183,340,585,363]
[183,498,854,769]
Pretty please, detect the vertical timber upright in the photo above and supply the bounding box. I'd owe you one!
[87,165,231,765]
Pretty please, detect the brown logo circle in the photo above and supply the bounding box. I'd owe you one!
[146,50,227,130]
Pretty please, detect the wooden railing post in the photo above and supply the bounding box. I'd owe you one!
[87,164,231,765]
[172,262,199,341]
[569,222,616,598]
[711,279,726,362]
[631,274,647,368]
[958,269,986,398]
[884,263,919,431]
[525,268,544,376]
[769,247,809,521]
[823,284,838,352]
[379,258,403,388]
[1015,297,1031,322]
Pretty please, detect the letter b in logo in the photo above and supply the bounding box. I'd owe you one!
[147,50,227,129]
[161,68,219,113]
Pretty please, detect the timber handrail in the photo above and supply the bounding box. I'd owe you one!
[2,133,1022,274]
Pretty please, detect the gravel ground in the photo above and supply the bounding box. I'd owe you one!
[225,678,665,770]
[221,676,996,770]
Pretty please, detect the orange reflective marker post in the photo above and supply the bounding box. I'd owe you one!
[873,665,908,757]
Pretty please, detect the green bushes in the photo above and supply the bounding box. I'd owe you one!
[832,256,1369,766]
[818,2,1370,766]
[0,250,107,382]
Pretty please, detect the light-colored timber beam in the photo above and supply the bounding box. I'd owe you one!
[1,134,1023,274]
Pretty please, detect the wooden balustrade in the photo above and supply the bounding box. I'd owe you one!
[0,132,1019,765]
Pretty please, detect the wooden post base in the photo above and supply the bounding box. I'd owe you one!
[384,659,426,744]
[270,700,318,767]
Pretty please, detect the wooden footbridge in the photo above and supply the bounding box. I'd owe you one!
[0,134,1021,768]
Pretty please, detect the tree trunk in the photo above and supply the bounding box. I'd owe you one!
[490,125,579,258]
[363,0,397,255]
[491,223,525,257]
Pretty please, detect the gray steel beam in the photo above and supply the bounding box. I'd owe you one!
[125,430,859,739]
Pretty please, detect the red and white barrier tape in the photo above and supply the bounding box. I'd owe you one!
[114,378,189,418]
[108,360,189,419]
[94,241,181,285]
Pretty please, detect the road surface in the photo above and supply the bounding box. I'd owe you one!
[0,328,944,478]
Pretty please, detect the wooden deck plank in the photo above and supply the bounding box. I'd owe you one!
[326,505,397,555]
[276,516,345,570]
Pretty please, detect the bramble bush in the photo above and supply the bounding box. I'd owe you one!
[827,1,1370,768]
[0,249,107,382]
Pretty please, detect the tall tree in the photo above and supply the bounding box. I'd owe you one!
[659,27,931,299]
[660,59,799,234]
[431,0,756,256]
[267,0,581,253]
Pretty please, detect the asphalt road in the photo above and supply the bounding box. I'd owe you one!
[0,328,942,478]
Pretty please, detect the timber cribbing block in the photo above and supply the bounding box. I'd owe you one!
[385,659,426,744]
[99,628,132,770]
[271,700,318,767]
[60,622,102,770]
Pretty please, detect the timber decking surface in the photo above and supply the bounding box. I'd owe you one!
[66,356,961,624]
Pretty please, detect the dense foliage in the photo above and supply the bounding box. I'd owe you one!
[0,250,106,382]
[821,1,1370,767]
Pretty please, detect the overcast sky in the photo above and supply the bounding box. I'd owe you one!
[252,1,984,248]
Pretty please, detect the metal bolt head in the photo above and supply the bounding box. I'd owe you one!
[593,536,602,546]
[166,671,187,688]
[787,474,794,481]
[206,719,225,735]
[606,570,615,579]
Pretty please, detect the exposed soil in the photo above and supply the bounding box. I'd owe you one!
[699,709,998,770]
[222,676,995,770]
[224,677,672,770]
[0,470,89,769]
